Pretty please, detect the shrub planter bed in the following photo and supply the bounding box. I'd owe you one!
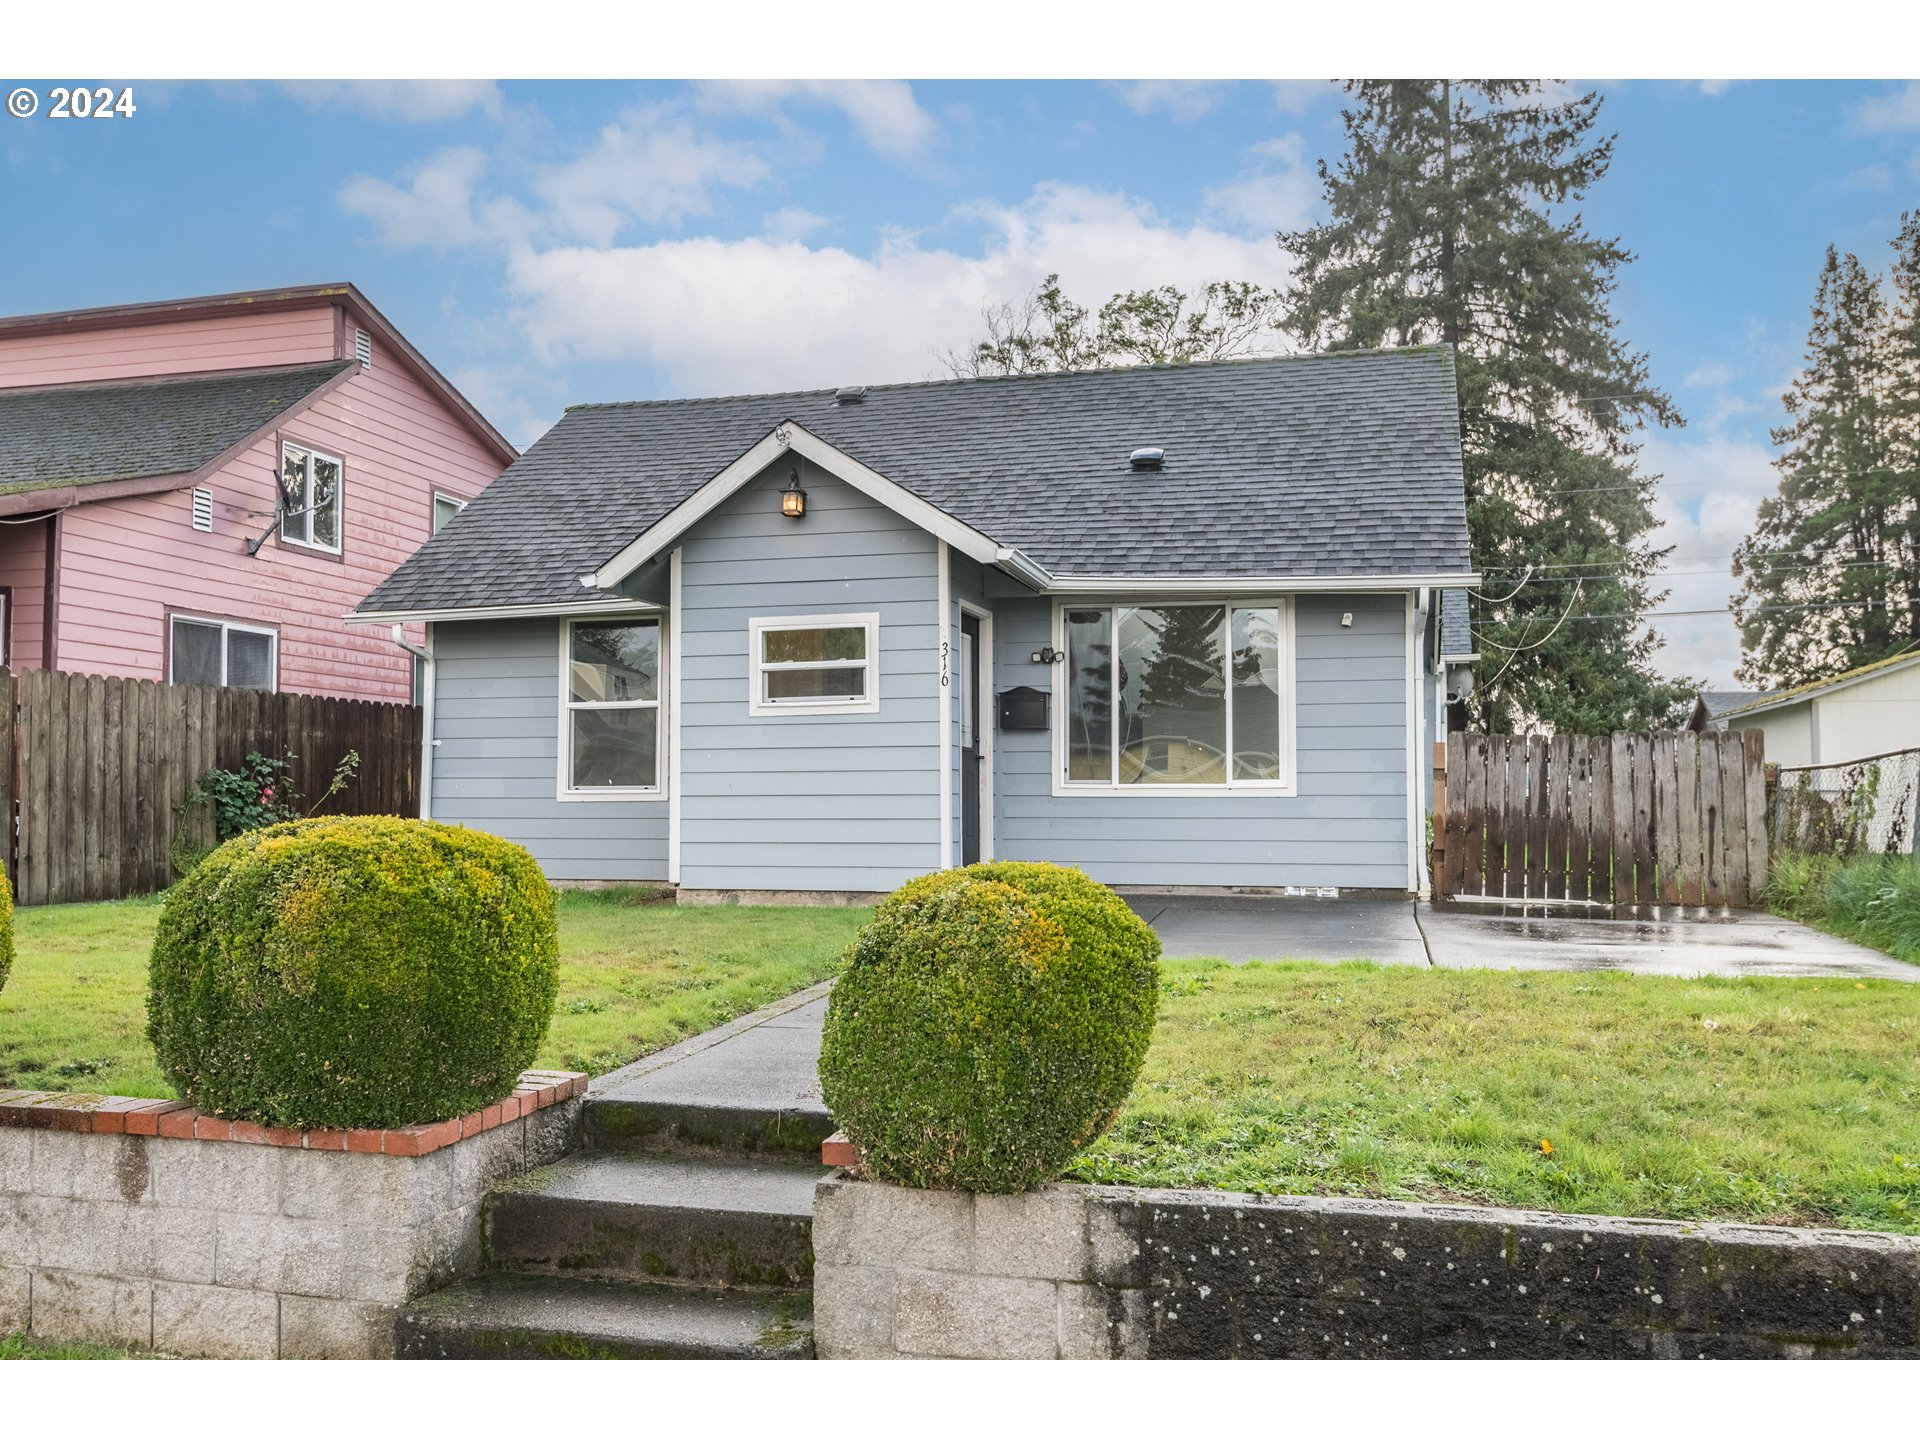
[0,1072,584,1358]
[812,1173,1920,1360]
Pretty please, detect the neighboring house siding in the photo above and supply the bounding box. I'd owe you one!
[0,308,336,389]
[676,458,941,893]
[1726,664,1920,769]
[431,617,668,882]
[991,591,1411,889]
[43,325,499,701]
[1727,705,1812,767]
[0,516,49,668]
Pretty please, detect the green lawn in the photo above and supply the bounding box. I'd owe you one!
[0,888,866,1099]
[0,1331,159,1360]
[1068,959,1920,1234]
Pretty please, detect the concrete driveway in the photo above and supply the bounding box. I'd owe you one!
[1125,894,1918,981]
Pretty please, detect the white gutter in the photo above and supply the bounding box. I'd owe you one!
[346,598,660,626]
[388,623,435,820]
[1044,571,1481,594]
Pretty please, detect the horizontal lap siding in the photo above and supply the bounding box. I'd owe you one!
[0,517,48,668]
[990,592,1410,889]
[431,618,667,882]
[0,309,336,388]
[48,322,503,702]
[678,458,940,892]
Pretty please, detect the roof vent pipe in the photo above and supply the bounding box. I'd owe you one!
[1128,447,1166,471]
[835,385,868,404]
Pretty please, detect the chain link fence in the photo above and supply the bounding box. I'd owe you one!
[1768,747,1920,856]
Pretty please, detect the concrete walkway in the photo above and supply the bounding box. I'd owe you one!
[1125,893,1917,981]
[585,901,1914,1119]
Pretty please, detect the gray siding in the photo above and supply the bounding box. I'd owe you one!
[431,617,669,882]
[676,458,942,891]
[989,592,1412,890]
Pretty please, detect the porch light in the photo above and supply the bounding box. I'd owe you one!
[781,467,807,519]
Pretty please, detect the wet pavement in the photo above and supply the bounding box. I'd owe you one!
[1124,893,1917,981]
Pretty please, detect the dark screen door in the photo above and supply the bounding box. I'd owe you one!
[960,614,981,865]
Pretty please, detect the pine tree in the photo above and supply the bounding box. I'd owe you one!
[1732,239,1919,686]
[1278,81,1692,733]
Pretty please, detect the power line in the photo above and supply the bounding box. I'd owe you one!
[1484,596,1920,625]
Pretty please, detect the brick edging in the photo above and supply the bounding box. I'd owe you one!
[0,1070,586,1157]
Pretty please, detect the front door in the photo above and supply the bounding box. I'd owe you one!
[960,613,981,865]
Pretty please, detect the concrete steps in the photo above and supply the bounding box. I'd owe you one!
[486,1152,818,1289]
[397,1272,813,1360]
[401,992,835,1360]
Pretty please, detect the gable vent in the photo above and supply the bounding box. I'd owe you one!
[1128,447,1166,471]
[190,487,214,532]
[834,385,868,404]
[354,327,373,369]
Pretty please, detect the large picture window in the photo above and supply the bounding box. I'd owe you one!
[280,441,343,552]
[749,613,880,715]
[563,618,661,794]
[1061,601,1291,791]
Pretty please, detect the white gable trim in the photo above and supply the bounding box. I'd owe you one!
[581,421,1023,592]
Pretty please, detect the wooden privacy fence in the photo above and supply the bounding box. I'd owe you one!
[1435,729,1769,910]
[0,667,422,906]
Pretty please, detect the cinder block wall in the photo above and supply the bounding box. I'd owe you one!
[813,1175,1920,1359]
[0,1098,580,1357]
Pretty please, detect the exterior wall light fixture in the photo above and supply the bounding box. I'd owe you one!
[781,466,807,519]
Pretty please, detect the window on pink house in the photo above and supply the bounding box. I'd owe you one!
[171,615,276,690]
[280,441,343,553]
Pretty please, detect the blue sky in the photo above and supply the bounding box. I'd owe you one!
[4,77,1919,685]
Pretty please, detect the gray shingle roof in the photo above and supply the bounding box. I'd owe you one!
[0,361,350,496]
[1697,689,1778,720]
[1439,589,1475,658]
[360,348,1470,614]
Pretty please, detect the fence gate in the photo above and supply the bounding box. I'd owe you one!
[1434,729,1769,911]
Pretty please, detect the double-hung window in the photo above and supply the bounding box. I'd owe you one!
[1060,601,1292,792]
[563,619,662,794]
[280,441,343,552]
[749,614,880,715]
[170,615,277,690]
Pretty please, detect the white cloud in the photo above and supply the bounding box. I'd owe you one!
[1849,81,1920,133]
[1681,360,1732,390]
[1697,79,1737,97]
[1268,80,1335,113]
[502,182,1298,395]
[1112,81,1231,121]
[277,80,502,123]
[763,207,829,242]
[695,80,936,161]
[340,147,492,249]
[1841,162,1893,191]
[1202,135,1318,233]
[1638,432,1780,686]
[534,109,769,244]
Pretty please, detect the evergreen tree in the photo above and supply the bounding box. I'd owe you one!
[1732,237,1919,686]
[1278,81,1692,733]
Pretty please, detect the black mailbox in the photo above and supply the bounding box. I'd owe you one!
[997,686,1048,732]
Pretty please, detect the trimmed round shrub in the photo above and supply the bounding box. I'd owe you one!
[819,861,1160,1193]
[0,866,13,997]
[148,816,559,1130]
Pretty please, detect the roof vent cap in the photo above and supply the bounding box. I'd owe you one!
[834,385,868,404]
[1128,447,1166,471]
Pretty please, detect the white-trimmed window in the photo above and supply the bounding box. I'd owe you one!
[1057,600,1294,793]
[280,440,343,552]
[170,615,277,691]
[562,618,662,794]
[432,492,467,533]
[749,613,880,715]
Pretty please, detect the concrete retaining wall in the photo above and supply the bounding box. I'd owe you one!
[812,1175,1920,1359]
[0,1082,583,1358]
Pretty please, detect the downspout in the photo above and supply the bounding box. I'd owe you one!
[388,623,434,820]
[1408,588,1431,897]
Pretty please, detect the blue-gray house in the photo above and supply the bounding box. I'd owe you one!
[348,350,1478,900]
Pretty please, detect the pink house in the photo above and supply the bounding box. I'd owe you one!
[0,284,516,703]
